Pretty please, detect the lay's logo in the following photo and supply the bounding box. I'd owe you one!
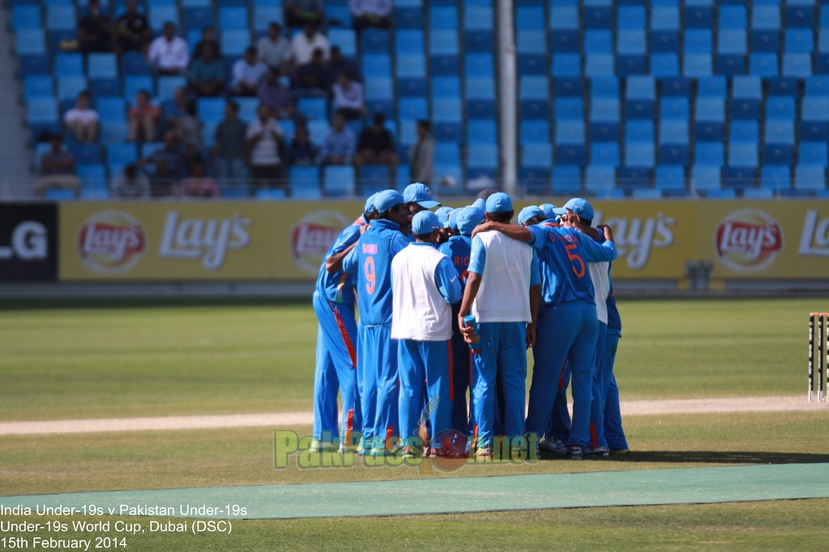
[291,211,350,273]
[78,210,146,273]
[715,209,783,272]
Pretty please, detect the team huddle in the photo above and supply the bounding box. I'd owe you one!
[312,183,630,460]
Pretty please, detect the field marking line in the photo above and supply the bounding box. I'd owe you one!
[0,396,826,436]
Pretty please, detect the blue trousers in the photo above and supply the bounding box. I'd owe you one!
[472,321,527,447]
[603,333,629,450]
[398,339,453,445]
[588,321,609,448]
[449,304,473,433]
[546,361,571,443]
[361,323,399,448]
[312,292,360,444]
[526,301,598,448]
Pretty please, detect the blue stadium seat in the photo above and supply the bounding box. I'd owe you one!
[651,54,679,77]
[219,30,248,57]
[683,53,712,77]
[717,29,747,75]
[365,77,392,99]
[467,119,497,144]
[467,143,498,170]
[625,140,654,168]
[585,54,614,77]
[731,120,759,143]
[519,166,551,194]
[625,76,655,119]
[590,76,618,98]
[149,6,178,30]
[23,76,53,102]
[583,0,612,30]
[552,53,581,76]
[661,76,691,97]
[465,54,494,78]
[719,5,746,29]
[590,141,619,166]
[728,142,758,168]
[552,166,582,194]
[464,6,493,53]
[766,96,795,119]
[694,142,724,167]
[46,5,75,30]
[72,144,103,166]
[751,5,781,53]
[768,77,799,97]
[395,6,423,29]
[520,119,550,144]
[121,51,150,75]
[806,76,829,96]
[90,77,120,98]
[12,6,41,30]
[521,142,553,168]
[584,165,615,193]
[306,120,330,146]
[783,53,812,77]
[519,76,549,119]
[660,97,688,120]
[794,165,826,190]
[429,7,457,29]
[362,54,392,78]
[197,98,225,123]
[396,30,424,54]
[759,165,790,190]
[731,76,761,120]
[743,188,774,199]
[786,29,814,52]
[289,166,320,193]
[325,5,352,28]
[323,166,356,197]
[589,98,619,142]
[396,54,426,78]
[555,97,583,120]
[57,76,87,101]
[77,164,107,191]
[695,97,725,140]
[684,0,712,29]
[329,29,356,57]
[517,6,544,29]
[655,165,686,191]
[106,144,137,173]
[517,30,547,75]
[235,98,257,122]
[704,188,736,199]
[19,54,50,77]
[96,97,125,121]
[658,120,689,165]
[434,143,460,165]
[218,7,247,29]
[433,97,462,123]
[361,29,390,53]
[184,6,214,30]
[618,5,645,29]
[690,165,721,190]
[398,97,427,120]
[100,120,128,144]
[550,6,579,53]
[651,6,679,53]
[584,30,612,54]
[432,165,464,195]
[801,97,829,141]
[255,189,286,200]
[55,53,83,76]
[799,142,829,166]
[430,30,459,76]
[87,53,117,79]
[16,29,46,56]
[749,53,779,77]
[44,189,75,200]
[555,120,586,165]
[787,0,815,29]
[618,166,651,189]
[124,76,154,99]
[764,119,795,165]
[684,29,712,53]
[252,7,281,31]
[697,76,726,97]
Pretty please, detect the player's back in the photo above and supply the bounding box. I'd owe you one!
[472,230,535,323]
[536,225,597,305]
[438,235,472,289]
[347,219,408,326]
[315,222,362,304]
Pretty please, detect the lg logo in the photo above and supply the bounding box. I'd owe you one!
[0,221,48,261]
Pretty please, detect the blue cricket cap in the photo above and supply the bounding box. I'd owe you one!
[485,192,513,214]
[457,206,484,236]
[403,182,441,209]
[472,198,486,211]
[448,208,461,230]
[411,211,442,235]
[435,206,453,228]
[518,205,544,225]
[373,189,405,213]
[564,197,595,222]
[364,193,378,213]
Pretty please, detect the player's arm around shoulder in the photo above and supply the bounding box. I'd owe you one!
[471,221,534,244]
[575,225,618,263]
[341,242,360,275]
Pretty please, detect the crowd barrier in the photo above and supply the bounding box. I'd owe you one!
[1,200,828,283]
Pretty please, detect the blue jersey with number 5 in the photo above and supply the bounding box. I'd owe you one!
[526,225,617,305]
[342,218,410,326]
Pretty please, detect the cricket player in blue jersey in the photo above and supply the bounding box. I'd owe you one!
[458,193,541,460]
[342,190,411,455]
[475,207,617,459]
[392,211,462,457]
[312,196,377,451]
[603,286,629,453]
[439,206,484,433]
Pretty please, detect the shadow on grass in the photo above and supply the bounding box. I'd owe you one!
[538,450,829,464]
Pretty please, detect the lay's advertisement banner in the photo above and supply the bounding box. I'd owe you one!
[57,200,829,281]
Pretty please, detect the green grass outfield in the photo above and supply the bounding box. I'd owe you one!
[1,297,828,549]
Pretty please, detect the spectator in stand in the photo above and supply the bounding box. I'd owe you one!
[232,47,269,97]
[284,0,324,29]
[115,0,150,55]
[63,91,99,144]
[175,104,204,165]
[192,27,222,61]
[258,68,294,119]
[292,48,328,98]
[164,87,189,134]
[142,132,187,196]
[257,22,291,71]
[349,0,392,32]
[127,89,160,143]
[181,158,220,197]
[288,122,319,166]
[213,100,248,187]
[148,22,189,76]
[78,0,113,55]
[245,104,285,195]
[409,119,436,185]
[320,111,355,167]
[354,112,398,186]
[188,43,225,97]
[332,73,366,120]
[291,23,330,66]
[111,163,150,199]
[33,134,81,197]
[324,45,361,89]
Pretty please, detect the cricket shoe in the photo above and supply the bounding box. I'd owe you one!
[403,445,423,458]
[474,445,493,462]
[566,445,584,460]
[610,447,630,455]
[539,436,567,455]
[584,446,610,458]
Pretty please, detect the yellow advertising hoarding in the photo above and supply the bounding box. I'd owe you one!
[58,200,829,282]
